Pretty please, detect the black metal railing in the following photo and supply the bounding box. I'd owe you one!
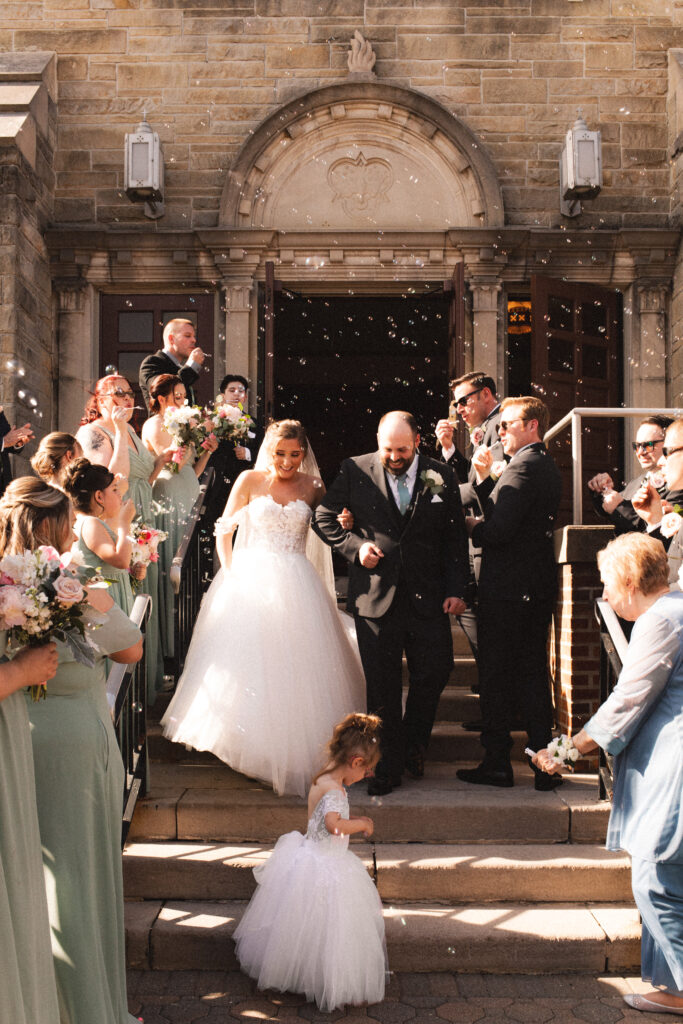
[106,593,152,848]
[170,466,215,683]
[595,597,629,801]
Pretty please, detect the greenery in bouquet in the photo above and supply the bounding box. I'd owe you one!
[0,546,104,700]
[203,396,252,445]
[129,520,168,593]
[163,404,214,473]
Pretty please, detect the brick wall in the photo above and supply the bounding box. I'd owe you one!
[0,1,678,231]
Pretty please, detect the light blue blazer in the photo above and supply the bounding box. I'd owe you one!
[585,591,683,864]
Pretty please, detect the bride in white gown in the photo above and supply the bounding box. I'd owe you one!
[161,419,366,797]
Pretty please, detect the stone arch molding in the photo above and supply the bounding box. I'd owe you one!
[220,83,504,231]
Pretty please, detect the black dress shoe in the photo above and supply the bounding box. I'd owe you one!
[367,775,401,796]
[456,763,514,788]
[404,745,425,779]
[534,772,564,792]
[462,719,483,732]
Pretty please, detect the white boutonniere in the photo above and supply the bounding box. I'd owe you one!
[421,469,444,498]
[660,511,683,539]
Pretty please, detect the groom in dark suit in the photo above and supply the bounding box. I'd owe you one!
[457,396,562,791]
[314,411,469,795]
[139,318,205,410]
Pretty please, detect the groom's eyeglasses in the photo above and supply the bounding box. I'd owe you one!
[453,387,483,408]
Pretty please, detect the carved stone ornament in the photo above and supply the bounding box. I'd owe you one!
[328,152,393,218]
[347,31,376,79]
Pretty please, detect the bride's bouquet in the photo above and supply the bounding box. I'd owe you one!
[0,546,102,700]
[163,404,215,473]
[203,396,252,446]
[129,520,168,592]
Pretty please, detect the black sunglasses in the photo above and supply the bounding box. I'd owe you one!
[632,440,663,452]
[663,446,683,458]
[454,387,483,408]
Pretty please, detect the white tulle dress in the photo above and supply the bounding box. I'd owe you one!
[161,495,366,797]
[234,787,387,1011]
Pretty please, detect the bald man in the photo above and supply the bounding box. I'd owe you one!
[314,411,469,795]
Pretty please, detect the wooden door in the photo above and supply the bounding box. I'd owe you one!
[531,275,622,524]
[446,260,468,454]
[100,294,215,426]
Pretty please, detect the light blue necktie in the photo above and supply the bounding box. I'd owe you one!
[397,473,411,515]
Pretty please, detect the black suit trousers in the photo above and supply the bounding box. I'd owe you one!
[354,584,453,779]
[477,597,554,767]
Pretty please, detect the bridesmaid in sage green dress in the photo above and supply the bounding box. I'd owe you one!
[0,477,143,1024]
[0,636,60,1024]
[76,373,170,702]
[63,457,137,616]
[141,374,217,658]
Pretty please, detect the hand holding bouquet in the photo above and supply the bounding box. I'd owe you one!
[129,521,168,593]
[163,405,214,473]
[0,546,103,700]
[203,395,252,446]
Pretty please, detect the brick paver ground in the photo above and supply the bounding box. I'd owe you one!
[127,971,676,1023]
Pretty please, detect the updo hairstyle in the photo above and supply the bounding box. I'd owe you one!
[31,432,82,483]
[0,478,72,556]
[149,373,182,415]
[62,457,115,515]
[312,712,382,784]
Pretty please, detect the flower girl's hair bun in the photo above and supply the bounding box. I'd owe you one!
[313,712,382,783]
[62,458,115,514]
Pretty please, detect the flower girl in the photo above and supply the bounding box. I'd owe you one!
[233,713,387,1012]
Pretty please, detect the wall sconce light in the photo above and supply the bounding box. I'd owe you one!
[559,112,602,218]
[124,115,165,220]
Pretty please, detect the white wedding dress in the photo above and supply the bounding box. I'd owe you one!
[234,787,387,1011]
[161,494,366,797]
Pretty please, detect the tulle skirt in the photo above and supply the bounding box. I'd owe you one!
[161,547,366,797]
[234,830,386,1011]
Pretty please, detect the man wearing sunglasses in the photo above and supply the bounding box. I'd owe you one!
[457,396,562,791]
[632,418,683,583]
[587,416,671,534]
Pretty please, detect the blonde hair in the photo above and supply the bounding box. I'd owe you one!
[501,396,550,438]
[0,477,72,556]
[264,419,308,454]
[31,432,82,483]
[312,713,382,785]
[597,532,669,597]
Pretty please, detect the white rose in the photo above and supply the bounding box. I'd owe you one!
[660,512,683,539]
[53,575,85,607]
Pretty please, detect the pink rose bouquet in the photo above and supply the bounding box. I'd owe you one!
[163,404,210,473]
[203,395,252,445]
[0,546,102,700]
[129,521,168,593]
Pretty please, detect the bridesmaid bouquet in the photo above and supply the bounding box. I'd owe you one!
[129,521,168,593]
[203,396,252,445]
[0,546,102,700]
[163,404,213,473]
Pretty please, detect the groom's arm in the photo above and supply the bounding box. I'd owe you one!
[313,459,364,564]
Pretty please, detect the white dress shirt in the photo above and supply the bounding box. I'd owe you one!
[385,454,420,509]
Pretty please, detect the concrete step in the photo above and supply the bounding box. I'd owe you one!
[130,764,609,845]
[125,898,640,974]
[124,840,632,903]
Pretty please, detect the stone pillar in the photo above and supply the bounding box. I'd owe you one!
[54,279,95,432]
[632,283,669,408]
[469,278,502,385]
[551,526,614,755]
[222,280,254,382]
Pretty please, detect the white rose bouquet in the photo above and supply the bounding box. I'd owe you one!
[0,546,102,700]
[544,734,580,771]
[163,404,213,473]
[203,396,252,445]
[129,521,168,593]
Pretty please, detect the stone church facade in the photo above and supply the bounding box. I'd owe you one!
[1,1,683,496]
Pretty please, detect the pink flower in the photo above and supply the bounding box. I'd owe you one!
[201,433,217,450]
[171,448,185,465]
[660,512,683,539]
[39,546,61,564]
[0,572,15,585]
[0,586,29,628]
[149,552,159,563]
[53,574,85,607]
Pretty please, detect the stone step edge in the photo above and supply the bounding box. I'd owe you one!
[125,899,640,975]
[123,840,633,902]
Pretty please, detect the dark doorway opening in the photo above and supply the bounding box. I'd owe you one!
[270,292,451,485]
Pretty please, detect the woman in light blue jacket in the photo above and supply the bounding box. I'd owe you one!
[535,532,683,1015]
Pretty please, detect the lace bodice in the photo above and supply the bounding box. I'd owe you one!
[218,495,312,555]
[306,788,350,844]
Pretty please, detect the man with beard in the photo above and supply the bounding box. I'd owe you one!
[632,417,683,583]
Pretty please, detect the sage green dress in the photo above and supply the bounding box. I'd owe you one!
[0,633,60,1024]
[75,516,134,615]
[27,605,142,1024]
[152,461,200,658]
[97,424,163,702]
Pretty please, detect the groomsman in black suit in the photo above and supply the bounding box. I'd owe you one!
[457,396,562,791]
[0,408,33,497]
[203,374,263,533]
[314,411,469,795]
[139,318,205,409]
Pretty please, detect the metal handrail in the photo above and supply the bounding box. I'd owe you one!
[170,466,214,596]
[545,407,681,524]
[106,593,152,846]
[594,598,628,801]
